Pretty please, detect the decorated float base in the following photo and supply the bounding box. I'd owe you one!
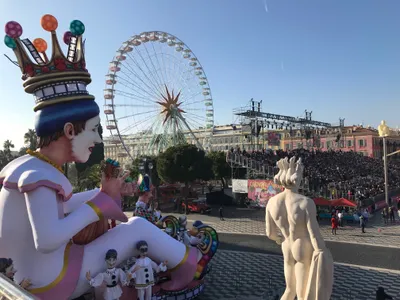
[93,279,205,300]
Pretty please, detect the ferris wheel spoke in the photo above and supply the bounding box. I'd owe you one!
[121,60,161,100]
[113,88,158,105]
[113,104,155,108]
[141,43,166,91]
[119,112,160,134]
[116,109,159,121]
[116,73,159,101]
[127,49,163,95]
[119,67,161,101]
[179,91,203,107]
[151,43,168,86]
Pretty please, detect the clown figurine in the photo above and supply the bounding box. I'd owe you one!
[0,258,31,289]
[177,216,191,245]
[86,249,129,300]
[128,241,167,300]
[0,15,216,300]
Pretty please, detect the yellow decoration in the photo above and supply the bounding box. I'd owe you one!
[169,246,190,272]
[41,14,58,32]
[28,242,72,293]
[26,149,63,173]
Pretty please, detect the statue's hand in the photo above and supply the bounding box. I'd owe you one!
[19,278,31,289]
[86,271,91,281]
[101,170,130,199]
[126,272,132,280]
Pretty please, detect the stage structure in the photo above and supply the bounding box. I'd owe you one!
[229,99,337,181]
[232,99,333,152]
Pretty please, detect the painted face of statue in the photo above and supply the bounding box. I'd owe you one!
[5,264,16,279]
[106,257,117,269]
[71,115,102,163]
[139,245,148,257]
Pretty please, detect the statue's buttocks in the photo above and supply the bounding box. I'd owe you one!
[265,157,333,300]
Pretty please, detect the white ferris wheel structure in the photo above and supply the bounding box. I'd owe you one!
[103,31,214,160]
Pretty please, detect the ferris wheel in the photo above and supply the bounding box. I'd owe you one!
[104,31,214,160]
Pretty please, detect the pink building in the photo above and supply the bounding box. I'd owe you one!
[283,126,400,159]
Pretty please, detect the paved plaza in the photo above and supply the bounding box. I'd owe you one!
[126,207,400,248]
[199,250,400,300]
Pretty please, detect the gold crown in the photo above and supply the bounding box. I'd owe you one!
[4,14,94,112]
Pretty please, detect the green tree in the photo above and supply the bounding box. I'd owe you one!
[0,140,15,170]
[24,129,38,150]
[157,144,209,213]
[76,164,101,192]
[207,151,231,188]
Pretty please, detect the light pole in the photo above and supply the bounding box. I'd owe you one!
[378,121,390,205]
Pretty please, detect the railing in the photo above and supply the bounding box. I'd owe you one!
[226,152,278,178]
[0,274,38,300]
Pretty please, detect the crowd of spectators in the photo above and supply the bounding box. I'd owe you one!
[229,147,400,203]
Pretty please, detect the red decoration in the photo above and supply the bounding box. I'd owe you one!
[54,58,66,71]
[41,66,50,73]
[24,64,34,77]
[81,60,87,71]
[73,63,80,70]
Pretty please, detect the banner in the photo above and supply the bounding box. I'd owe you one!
[267,132,281,147]
[232,179,248,193]
[248,180,284,207]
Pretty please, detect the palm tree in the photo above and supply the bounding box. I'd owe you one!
[24,129,38,150]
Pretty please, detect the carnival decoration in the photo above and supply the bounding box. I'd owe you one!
[103,31,215,158]
[128,241,167,300]
[156,215,179,239]
[1,14,219,300]
[86,249,130,300]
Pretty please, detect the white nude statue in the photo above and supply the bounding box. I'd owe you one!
[265,157,333,300]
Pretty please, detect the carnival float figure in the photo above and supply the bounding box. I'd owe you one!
[265,157,333,300]
[128,241,167,300]
[177,216,192,245]
[0,258,31,289]
[86,249,130,300]
[0,15,218,300]
[133,174,158,223]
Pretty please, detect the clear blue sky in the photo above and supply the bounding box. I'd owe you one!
[1,0,399,149]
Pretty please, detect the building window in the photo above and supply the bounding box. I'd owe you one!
[321,142,324,148]
[359,139,366,147]
[347,140,352,147]
[340,141,344,148]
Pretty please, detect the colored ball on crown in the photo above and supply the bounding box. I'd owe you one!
[41,14,58,32]
[5,21,23,38]
[33,38,47,53]
[4,35,16,49]
[70,20,85,36]
[63,31,72,45]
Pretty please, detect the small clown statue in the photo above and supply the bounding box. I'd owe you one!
[128,241,167,300]
[0,258,31,289]
[177,215,191,245]
[86,249,130,300]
